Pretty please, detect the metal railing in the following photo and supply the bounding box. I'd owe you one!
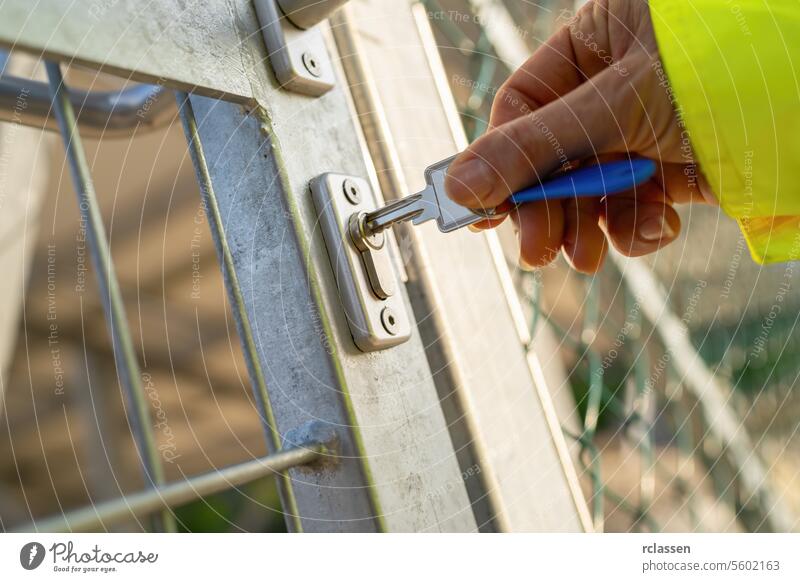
[0,74,174,137]
[1,60,335,532]
[46,61,175,532]
[16,440,331,533]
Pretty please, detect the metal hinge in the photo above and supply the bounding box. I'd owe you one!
[254,0,348,96]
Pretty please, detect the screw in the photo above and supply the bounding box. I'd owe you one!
[380,307,399,336]
[342,178,361,205]
[302,52,322,77]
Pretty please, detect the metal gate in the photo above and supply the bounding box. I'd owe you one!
[0,0,590,532]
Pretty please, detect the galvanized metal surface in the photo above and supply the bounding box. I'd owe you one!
[254,0,336,96]
[0,76,174,137]
[0,1,257,102]
[185,87,477,530]
[175,91,304,532]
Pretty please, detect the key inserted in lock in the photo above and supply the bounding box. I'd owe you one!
[348,211,396,299]
[310,174,411,352]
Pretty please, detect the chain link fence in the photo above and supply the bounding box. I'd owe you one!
[421,0,800,533]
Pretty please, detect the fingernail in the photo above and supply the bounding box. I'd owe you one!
[447,158,495,202]
[638,215,676,242]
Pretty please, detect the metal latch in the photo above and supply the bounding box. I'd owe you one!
[311,174,411,351]
[254,0,348,96]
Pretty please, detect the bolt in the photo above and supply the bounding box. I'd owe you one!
[342,178,361,205]
[380,307,399,336]
[302,52,322,77]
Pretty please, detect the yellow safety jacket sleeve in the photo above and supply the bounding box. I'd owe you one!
[649,0,800,263]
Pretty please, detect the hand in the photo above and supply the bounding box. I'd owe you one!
[445,0,714,273]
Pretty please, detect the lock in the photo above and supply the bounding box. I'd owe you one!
[310,174,411,351]
[348,211,396,299]
[254,0,343,96]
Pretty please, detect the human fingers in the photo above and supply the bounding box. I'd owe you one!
[601,178,681,256]
[512,200,565,269]
[446,65,626,210]
[562,196,608,273]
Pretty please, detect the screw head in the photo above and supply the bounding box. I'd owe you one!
[342,178,361,205]
[302,52,322,77]
[380,307,399,336]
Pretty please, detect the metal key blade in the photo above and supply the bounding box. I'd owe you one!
[408,184,440,226]
[360,156,490,237]
[363,193,425,234]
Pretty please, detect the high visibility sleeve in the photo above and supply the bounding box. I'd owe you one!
[649,0,800,263]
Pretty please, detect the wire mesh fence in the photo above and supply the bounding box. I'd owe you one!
[420,0,800,533]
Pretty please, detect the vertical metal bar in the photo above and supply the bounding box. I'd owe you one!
[630,291,655,529]
[45,62,175,532]
[173,90,302,531]
[583,276,604,532]
[464,30,496,140]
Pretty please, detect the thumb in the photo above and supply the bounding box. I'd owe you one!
[445,66,625,210]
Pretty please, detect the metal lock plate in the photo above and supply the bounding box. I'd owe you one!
[254,0,336,96]
[311,174,411,351]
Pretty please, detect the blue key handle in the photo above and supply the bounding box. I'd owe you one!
[509,158,657,205]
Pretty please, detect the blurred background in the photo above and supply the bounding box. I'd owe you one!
[0,0,797,532]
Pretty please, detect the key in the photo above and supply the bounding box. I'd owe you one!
[360,155,492,238]
[356,155,657,240]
